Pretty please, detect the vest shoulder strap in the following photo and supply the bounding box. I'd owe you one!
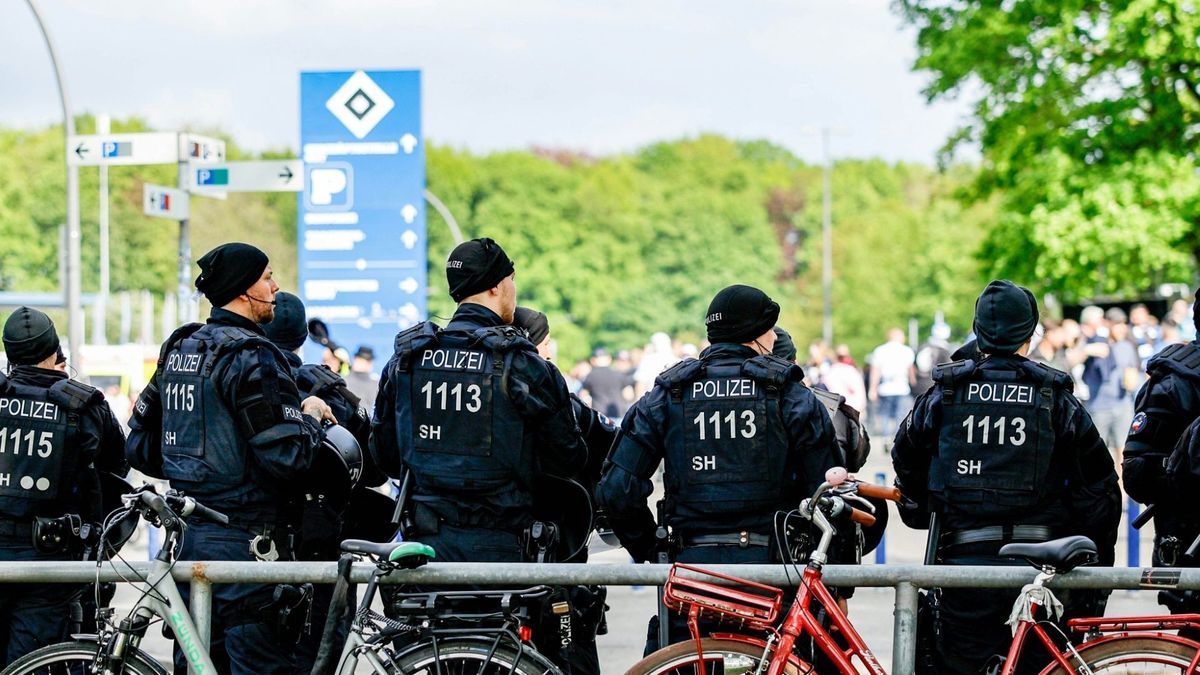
[156,322,204,370]
[298,363,362,409]
[934,359,977,405]
[200,329,273,378]
[473,325,536,354]
[741,354,803,388]
[655,358,705,402]
[1148,342,1200,382]
[48,378,102,434]
[393,321,441,372]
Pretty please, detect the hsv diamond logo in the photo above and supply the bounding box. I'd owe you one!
[325,71,395,139]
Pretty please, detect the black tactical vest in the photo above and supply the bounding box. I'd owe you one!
[391,322,531,496]
[157,324,273,493]
[930,358,1060,515]
[0,372,95,514]
[660,355,794,522]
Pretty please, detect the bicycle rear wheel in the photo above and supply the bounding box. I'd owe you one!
[625,638,804,675]
[0,640,167,675]
[1042,636,1199,674]
[387,638,562,675]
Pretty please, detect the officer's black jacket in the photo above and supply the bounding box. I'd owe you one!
[1123,340,1200,530]
[126,308,324,522]
[892,353,1120,554]
[0,366,128,521]
[596,343,838,563]
[370,303,586,528]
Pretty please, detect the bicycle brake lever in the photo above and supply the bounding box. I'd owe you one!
[842,493,876,513]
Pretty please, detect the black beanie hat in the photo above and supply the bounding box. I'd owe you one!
[973,280,1039,354]
[3,307,60,366]
[705,285,781,344]
[772,327,798,362]
[446,238,515,302]
[513,307,550,345]
[263,292,307,351]
[194,243,269,308]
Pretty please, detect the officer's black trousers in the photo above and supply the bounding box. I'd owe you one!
[172,521,299,675]
[0,534,82,667]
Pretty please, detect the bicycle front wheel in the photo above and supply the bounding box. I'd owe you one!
[625,638,804,675]
[0,640,168,675]
[387,639,562,675]
[1042,636,1200,674]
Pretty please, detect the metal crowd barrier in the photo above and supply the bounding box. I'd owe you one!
[2,561,1200,675]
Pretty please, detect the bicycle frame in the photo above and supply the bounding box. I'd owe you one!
[105,555,218,675]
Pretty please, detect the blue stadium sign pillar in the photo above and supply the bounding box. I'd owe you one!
[299,70,426,371]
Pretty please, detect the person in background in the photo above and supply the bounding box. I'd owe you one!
[914,322,952,396]
[822,345,868,416]
[869,328,916,443]
[344,345,379,413]
[581,348,634,420]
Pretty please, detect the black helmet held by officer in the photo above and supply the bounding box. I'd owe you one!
[891,280,1120,674]
[126,243,334,675]
[596,284,839,653]
[370,237,586,564]
[0,308,128,666]
[1123,287,1200,633]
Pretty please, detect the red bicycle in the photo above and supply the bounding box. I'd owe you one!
[626,468,1200,674]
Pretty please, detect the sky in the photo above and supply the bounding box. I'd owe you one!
[0,0,971,164]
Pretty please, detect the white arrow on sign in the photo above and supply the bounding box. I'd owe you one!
[180,133,226,164]
[401,204,418,224]
[190,160,305,193]
[401,230,418,250]
[143,184,189,220]
[400,133,419,154]
[399,277,419,294]
[68,132,179,167]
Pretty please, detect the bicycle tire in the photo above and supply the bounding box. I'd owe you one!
[0,640,168,675]
[386,638,562,675]
[625,638,804,675]
[1042,635,1199,673]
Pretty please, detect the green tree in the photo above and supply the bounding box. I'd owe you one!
[896,0,1200,299]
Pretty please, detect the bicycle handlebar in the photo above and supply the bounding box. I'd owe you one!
[849,507,877,527]
[855,482,901,502]
[165,494,230,526]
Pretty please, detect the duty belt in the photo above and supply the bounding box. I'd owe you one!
[683,531,770,548]
[940,525,1054,548]
[0,517,33,537]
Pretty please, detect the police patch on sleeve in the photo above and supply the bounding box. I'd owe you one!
[1130,412,1148,434]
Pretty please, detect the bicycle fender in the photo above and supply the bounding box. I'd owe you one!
[1036,632,1200,675]
[708,633,810,671]
[65,635,171,675]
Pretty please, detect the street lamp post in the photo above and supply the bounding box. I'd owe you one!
[23,0,83,362]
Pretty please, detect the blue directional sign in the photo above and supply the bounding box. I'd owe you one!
[299,70,425,373]
[195,168,230,187]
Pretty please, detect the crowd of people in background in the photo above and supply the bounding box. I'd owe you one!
[557,296,1197,461]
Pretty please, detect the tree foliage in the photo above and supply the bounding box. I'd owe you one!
[896,0,1200,299]
[0,121,988,363]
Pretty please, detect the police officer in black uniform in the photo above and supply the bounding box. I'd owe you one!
[371,237,586,567]
[892,280,1120,674]
[512,306,615,675]
[597,284,838,651]
[263,291,387,671]
[127,243,333,675]
[1123,290,1200,623]
[0,308,128,666]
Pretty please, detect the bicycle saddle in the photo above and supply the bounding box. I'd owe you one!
[1000,536,1098,573]
[341,539,436,565]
